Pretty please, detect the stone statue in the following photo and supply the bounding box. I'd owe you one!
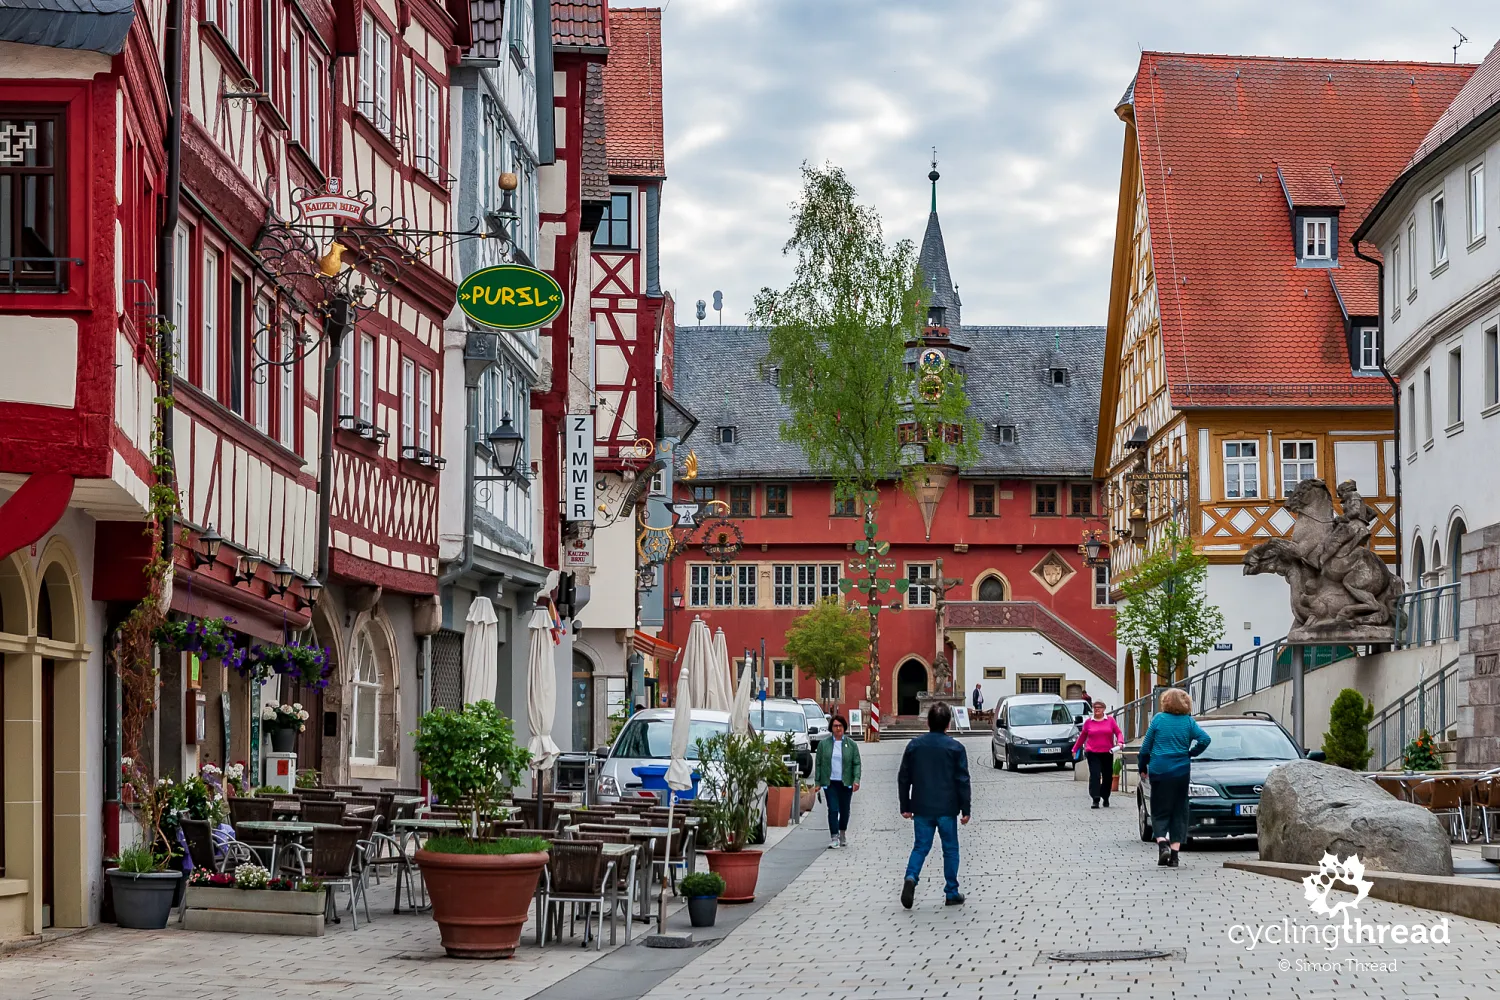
[1243,479,1403,644]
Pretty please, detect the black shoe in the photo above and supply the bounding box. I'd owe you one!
[1157,841,1171,866]
[945,893,965,906]
[901,878,916,909]
[1091,800,1100,809]
[1102,798,1110,808]
[1168,850,1180,867]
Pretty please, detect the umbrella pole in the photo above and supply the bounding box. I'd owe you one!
[657,790,676,935]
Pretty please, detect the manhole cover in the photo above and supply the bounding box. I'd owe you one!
[1046,949,1173,962]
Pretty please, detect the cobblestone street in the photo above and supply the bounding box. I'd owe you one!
[6,741,1500,999]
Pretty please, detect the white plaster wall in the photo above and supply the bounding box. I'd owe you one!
[1198,564,1295,670]
[575,514,636,631]
[0,316,77,407]
[963,630,1120,712]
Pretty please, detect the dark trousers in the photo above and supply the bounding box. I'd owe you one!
[825,781,853,834]
[905,814,961,899]
[1085,751,1114,803]
[1150,771,1191,845]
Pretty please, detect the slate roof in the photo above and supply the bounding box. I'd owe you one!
[0,0,133,55]
[602,7,665,178]
[552,0,606,49]
[581,61,610,202]
[1128,52,1471,408]
[918,212,960,327]
[673,324,1104,481]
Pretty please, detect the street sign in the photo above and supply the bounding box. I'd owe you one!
[565,535,594,568]
[565,414,594,522]
[457,264,565,331]
[672,502,700,527]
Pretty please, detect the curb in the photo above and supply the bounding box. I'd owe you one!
[1224,859,1500,923]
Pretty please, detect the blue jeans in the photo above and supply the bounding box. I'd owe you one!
[904,814,960,899]
[825,781,853,835]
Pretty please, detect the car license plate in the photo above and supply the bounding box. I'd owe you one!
[1236,804,1258,817]
[1039,747,1062,755]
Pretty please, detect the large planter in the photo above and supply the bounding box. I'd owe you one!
[702,849,762,903]
[107,869,183,929]
[268,727,299,753]
[415,848,549,958]
[799,786,818,813]
[686,895,718,927]
[182,885,327,936]
[764,786,793,827]
[1111,774,1121,792]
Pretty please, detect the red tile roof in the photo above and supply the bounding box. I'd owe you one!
[602,7,665,178]
[1407,38,1500,172]
[1129,52,1472,407]
[553,0,606,49]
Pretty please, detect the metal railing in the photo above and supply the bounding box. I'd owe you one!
[1368,657,1460,770]
[1394,584,1460,649]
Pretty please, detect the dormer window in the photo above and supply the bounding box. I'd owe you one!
[927,305,947,328]
[1358,327,1380,371]
[996,424,1017,444]
[718,426,737,445]
[1301,217,1331,260]
[1049,367,1070,386]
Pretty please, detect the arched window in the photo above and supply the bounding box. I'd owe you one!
[1410,540,1426,590]
[978,576,1006,602]
[1430,541,1442,585]
[351,629,380,764]
[1448,519,1468,584]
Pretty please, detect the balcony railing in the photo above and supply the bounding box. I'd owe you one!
[1394,584,1460,649]
[0,256,82,293]
[1368,657,1459,770]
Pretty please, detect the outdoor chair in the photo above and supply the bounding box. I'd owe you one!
[295,787,337,800]
[1426,777,1470,842]
[536,841,617,949]
[1477,777,1500,842]
[320,783,364,792]
[1410,779,1435,807]
[577,823,628,839]
[285,825,370,928]
[509,828,559,841]
[635,825,694,892]
[301,800,348,826]
[1373,776,1407,800]
[363,827,422,914]
[179,818,221,875]
[228,797,273,826]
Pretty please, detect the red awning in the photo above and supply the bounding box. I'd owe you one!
[631,630,680,662]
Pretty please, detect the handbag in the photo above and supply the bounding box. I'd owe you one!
[1072,743,1085,762]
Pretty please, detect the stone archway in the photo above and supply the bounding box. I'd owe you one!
[896,658,929,717]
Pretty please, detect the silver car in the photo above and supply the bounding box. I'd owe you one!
[798,698,832,752]
[991,694,1082,771]
[749,698,814,777]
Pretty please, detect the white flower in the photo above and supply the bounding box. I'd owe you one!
[292,703,303,711]
[298,724,306,732]
[280,704,292,713]
[261,706,276,721]
[120,756,133,770]
[298,711,310,720]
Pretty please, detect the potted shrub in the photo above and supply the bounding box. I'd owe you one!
[261,702,310,753]
[763,735,795,827]
[695,732,772,903]
[679,871,726,928]
[107,766,183,929]
[412,700,544,959]
[1111,756,1123,792]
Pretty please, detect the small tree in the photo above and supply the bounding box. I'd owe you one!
[1114,520,1226,687]
[413,701,531,839]
[783,598,868,708]
[1321,688,1374,769]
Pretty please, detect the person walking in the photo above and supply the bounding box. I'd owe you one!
[897,703,971,908]
[1137,688,1212,867]
[814,714,862,848]
[1071,700,1124,808]
[971,683,984,713]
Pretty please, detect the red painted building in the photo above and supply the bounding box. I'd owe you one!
[666,177,1118,720]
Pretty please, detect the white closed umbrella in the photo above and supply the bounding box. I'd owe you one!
[526,606,561,774]
[667,618,709,794]
[729,654,754,735]
[461,597,499,706]
[708,628,734,712]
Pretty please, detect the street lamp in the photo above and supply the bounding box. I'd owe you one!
[671,588,684,609]
[296,576,323,611]
[192,524,223,569]
[487,414,524,478]
[232,551,263,587]
[1078,529,1107,567]
[269,561,297,596]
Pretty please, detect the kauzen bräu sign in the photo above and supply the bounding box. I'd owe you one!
[457,264,565,330]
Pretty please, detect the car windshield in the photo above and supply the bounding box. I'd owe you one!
[750,708,807,732]
[1066,701,1090,718]
[610,718,728,760]
[800,702,827,720]
[1196,724,1299,761]
[1008,703,1074,727]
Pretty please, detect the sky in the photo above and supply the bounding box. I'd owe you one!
[632,0,1500,328]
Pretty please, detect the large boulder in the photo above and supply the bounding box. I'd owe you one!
[1257,759,1453,876]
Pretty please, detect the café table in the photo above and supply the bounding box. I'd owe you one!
[597,842,641,943]
[234,820,343,874]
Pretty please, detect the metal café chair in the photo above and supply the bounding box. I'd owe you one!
[301,800,348,826]
[228,797,274,825]
[285,826,370,928]
[1476,776,1500,842]
[1425,777,1470,843]
[1372,775,1407,800]
[536,841,616,949]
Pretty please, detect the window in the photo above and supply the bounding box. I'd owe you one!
[713,565,734,607]
[351,630,379,763]
[717,426,737,445]
[772,660,794,700]
[765,485,789,516]
[252,296,270,432]
[796,564,817,606]
[773,565,793,606]
[1050,367,1070,386]
[1358,327,1380,371]
[729,484,752,516]
[418,368,433,452]
[907,563,933,606]
[689,565,710,607]
[692,485,716,503]
[819,677,842,703]
[996,424,1016,444]
[832,494,856,517]
[359,13,392,132]
[1485,324,1499,409]
[1406,220,1417,295]
[222,0,240,52]
[411,67,441,177]
[1018,675,1062,696]
[306,56,323,165]
[1390,237,1403,316]
[1223,441,1260,499]
[337,330,354,418]
[1094,564,1113,607]
[1280,441,1316,494]
[820,564,840,600]
[1301,217,1330,259]
[201,251,219,395]
[1034,483,1058,515]
[508,0,532,64]
[977,576,1006,601]
[400,358,414,448]
[595,191,633,249]
[972,483,995,516]
[1407,384,1418,455]
[170,225,189,370]
[1069,484,1092,516]
[229,276,245,414]
[1469,163,1486,243]
[1448,347,1463,428]
[1423,368,1434,443]
[358,334,375,423]
[737,564,757,607]
[279,325,297,451]
[289,29,303,145]
[1432,192,1448,266]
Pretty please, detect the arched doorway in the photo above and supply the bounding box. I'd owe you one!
[977,575,1007,601]
[896,659,928,716]
[1448,519,1468,584]
[572,652,594,751]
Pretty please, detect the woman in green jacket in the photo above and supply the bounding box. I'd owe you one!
[814,715,862,848]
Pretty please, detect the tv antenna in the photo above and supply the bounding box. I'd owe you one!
[1453,27,1468,63]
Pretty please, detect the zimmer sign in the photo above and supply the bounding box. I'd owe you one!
[458,264,565,330]
[566,414,594,522]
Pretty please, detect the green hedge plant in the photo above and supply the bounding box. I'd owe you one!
[679,871,726,899]
[1321,688,1374,770]
[694,732,773,853]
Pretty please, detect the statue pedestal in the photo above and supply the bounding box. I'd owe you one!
[1286,624,1396,646]
[915,691,965,716]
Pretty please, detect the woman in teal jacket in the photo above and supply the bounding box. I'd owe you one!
[1137,687,1211,867]
[813,715,862,848]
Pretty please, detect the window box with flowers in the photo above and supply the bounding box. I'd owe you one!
[152,615,246,672]
[182,864,329,936]
[262,702,311,753]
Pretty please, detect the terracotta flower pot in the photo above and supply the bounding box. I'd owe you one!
[703,849,762,903]
[415,849,549,958]
[1111,774,1120,792]
[765,786,793,827]
[799,787,818,812]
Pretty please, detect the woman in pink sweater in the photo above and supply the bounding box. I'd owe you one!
[1072,702,1124,808]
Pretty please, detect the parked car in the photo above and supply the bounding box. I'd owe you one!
[798,698,831,751]
[1136,712,1326,844]
[1064,699,1091,724]
[991,694,1081,771]
[749,698,814,777]
[596,708,770,844]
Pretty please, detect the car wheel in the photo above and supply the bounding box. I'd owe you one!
[750,811,767,845]
[992,748,1002,769]
[1138,790,1153,841]
[1005,750,1018,772]
[1056,761,1069,770]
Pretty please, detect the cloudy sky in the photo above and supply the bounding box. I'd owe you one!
[635,0,1500,327]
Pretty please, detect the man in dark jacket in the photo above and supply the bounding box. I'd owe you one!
[897,702,971,908]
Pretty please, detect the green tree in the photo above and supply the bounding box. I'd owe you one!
[1114,521,1226,687]
[1321,688,1374,769]
[783,598,869,708]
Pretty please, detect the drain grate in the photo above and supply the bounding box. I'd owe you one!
[1046,949,1174,963]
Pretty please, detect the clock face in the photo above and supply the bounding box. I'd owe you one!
[920,348,945,372]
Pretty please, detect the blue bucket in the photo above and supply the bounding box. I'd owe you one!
[631,764,701,801]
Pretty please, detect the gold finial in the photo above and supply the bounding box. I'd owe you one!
[317,243,346,276]
[498,171,519,192]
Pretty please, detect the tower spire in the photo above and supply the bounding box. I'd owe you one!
[928,147,940,213]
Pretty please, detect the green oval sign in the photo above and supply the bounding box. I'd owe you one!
[457,264,565,330]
